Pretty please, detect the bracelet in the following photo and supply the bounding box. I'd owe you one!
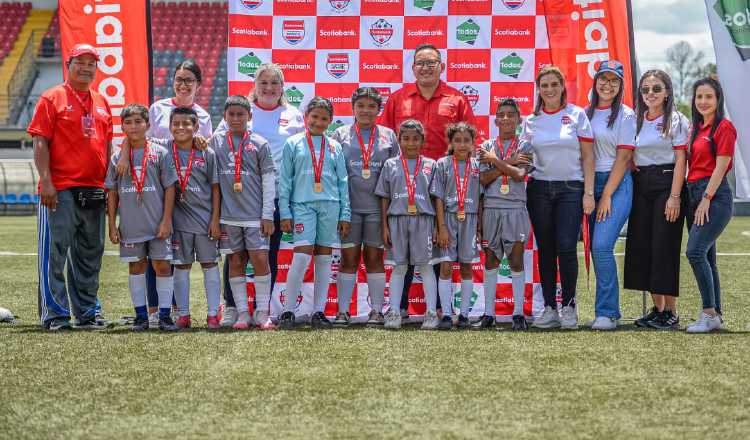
[669,194,681,199]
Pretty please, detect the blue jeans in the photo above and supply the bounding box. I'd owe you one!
[686,177,732,313]
[526,179,583,308]
[588,172,632,319]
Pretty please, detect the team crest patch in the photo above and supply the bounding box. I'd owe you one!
[279,118,289,126]
[294,223,304,234]
[326,53,349,79]
[369,19,394,46]
[329,0,350,10]
[282,20,305,45]
[194,157,205,167]
[422,163,432,175]
[459,85,480,110]
[471,166,480,176]
[241,0,262,10]
[561,115,573,125]
[501,0,525,10]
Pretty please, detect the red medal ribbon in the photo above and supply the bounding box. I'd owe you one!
[64,83,92,116]
[355,124,377,173]
[399,154,422,208]
[173,142,196,200]
[306,131,327,186]
[130,141,150,200]
[227,132,248,185]
[498,136,518,189]
[452,156,471,213]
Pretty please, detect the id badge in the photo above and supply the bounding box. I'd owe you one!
[81,114,97,138]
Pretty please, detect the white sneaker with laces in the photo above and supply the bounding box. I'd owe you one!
[532,306,561,329]
[384,309,402,329]
[590,316,618,331]
[220,306,238,328]
[148,312,159,329]
[560,306,578,330]
[686,312,722,333]
[421,311,440,330]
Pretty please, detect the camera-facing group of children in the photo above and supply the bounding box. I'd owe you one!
[106,88,532,332]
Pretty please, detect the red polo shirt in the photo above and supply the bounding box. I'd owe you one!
[27,83,113,191]
[687,119,736,183]
[379,81,481,160]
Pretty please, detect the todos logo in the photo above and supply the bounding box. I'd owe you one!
[456,19,480,46]
[241,0,262,10]
[452,288,479,313]
[282,20,305,45]
[326,53,350,78]
[414,0,435,12]
[714,0,750,60]
[369,19,394,46]
[327,119,346,134]
[284,86,305,108]
[238,52,263,78]
[459,85,480,110]
[501,0,525,10]
[499,52,524,79]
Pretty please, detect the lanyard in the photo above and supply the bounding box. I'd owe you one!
[227,132,248,185]
[399,154,422,210]
[355,124,376,174]
[130,142,150,202]
[306,131,327,191]
[173,142,196,201]
[498,136,518,191]
[65,83,92,116]
[452,156,471,215]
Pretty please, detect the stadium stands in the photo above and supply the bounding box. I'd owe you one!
[0,2,30,66]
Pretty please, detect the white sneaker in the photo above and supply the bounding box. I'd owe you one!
[686,312,722,333]
[532,306,561,329]
[560,306,578,329]
[220,306,238,328]
[232,311,253,330]
[590,316,618,331]
[384,309,402,329]
[148,312,159,329]
[421,311,440,330]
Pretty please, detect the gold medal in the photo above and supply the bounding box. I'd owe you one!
[457,210,466,222]
[361,168,371,179]
[179,192,186,203]
[500,184,510,195]
[233,182,243,193]
[408,204,417,215]
[314,182,323,193]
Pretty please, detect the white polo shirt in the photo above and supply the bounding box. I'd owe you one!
[634,111,689,167]
[147,98,213,140]
[589,104,637,172]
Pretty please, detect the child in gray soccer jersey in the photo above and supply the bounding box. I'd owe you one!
[330,87,400,327]
[476,98,532,331]
[375,119,439,330]
[212,95,277,330]
[167,107,222,330]
[431,122,483,331]
[105,104,178,331]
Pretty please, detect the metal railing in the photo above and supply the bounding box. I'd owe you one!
[1,30,42,126]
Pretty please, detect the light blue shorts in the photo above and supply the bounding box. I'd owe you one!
[291,200,341,247]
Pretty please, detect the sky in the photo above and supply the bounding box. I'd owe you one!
[632,0,716,71]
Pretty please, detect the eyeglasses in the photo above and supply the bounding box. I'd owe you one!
[414,60,440,69]
[640,85,664,95]
[597,76,621,86]
[174,77,197,86]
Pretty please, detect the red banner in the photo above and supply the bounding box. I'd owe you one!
[59,0,151,147]
[543,0,635,107]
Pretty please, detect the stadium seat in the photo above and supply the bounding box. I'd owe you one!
[4,194,17,205]
[18,193,32,204]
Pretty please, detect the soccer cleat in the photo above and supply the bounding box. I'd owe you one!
[175,315,191,329]
[310,311,333,330]
[532,306,561,329]
[456,314,470,329]
[333,312,351,328]
[384,309,402,330]
[158,316,179,331]
[232,311,253,330]
[560,306,578,330]
[220,306,238,328]
[279,311,295,330]
[649,310,680,330]
[131,316,149,331]
[511,314,528,331]
[590,316,618,331]
[75,317,113,330]
[421,311,440,330]
[400,308,409,320]
[438,315,454,331]
[472,315,495,330]
[47,320,72,331]
[366,310,384,326]
[206,316,221,330]
[686,312,723,333]
[635,307,659,328]
[148,312,159,329]
[253,310,276,331]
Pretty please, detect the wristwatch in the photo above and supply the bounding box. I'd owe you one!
[703,192,713,201]
[585,190,594,197]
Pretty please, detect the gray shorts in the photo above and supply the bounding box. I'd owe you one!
[386,214,435,265]
[341,212,383,249]
[482,207,530,258]
[219,224,269,254]
[172,230,219,264]
[120,237,173,262]
[434,212,479,263]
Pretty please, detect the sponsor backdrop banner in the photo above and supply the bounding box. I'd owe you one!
[60,0,152,147]
[705,0,750,200]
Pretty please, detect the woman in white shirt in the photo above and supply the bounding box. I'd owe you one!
[521,65,595,330]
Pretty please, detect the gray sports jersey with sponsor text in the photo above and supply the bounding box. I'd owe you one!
[480,138,527,209]
[430,156,482,213]
[171,143,219,234]
[375,156,436,216]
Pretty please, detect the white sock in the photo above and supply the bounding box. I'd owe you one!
[483,269,498,317]
[229,276,248,313]
[173,268,191,317]
[155,275,174,310]
[460,279,473,317]
[438,277,453,317]
[388,265,407,312]
[202,266,221,317]
[128,273,147,308]
[367,272,386,315]
[512,270,525,316]
[337,271,356,314]
[284,252,312,313]
[313,254,333,313]
[418,264,437,314]
[254,274,271,315]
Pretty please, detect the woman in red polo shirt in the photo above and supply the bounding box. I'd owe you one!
[683,77,736,333]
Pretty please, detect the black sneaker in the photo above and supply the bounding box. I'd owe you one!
[158,315,179,331]
[279,311,295,330]
[635,307,659,328]
[75,317,114,330]
[457,314,470,329]
[437,316,453,331]
[511,314,528,331]
[310,311,332,330]
[649,309,680,330]
[472,315,495,330]
[131,316,149,331]
[47,320,72,331]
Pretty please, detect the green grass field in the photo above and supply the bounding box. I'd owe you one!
[1,216,750,439]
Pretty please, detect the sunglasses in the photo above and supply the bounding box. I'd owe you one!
[640,85,664,95]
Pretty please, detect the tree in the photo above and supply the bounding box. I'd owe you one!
[665,41,705,104]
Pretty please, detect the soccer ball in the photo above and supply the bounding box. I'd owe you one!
[0,306,14,322]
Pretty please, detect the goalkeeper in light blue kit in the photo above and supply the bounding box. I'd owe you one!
[278,97,351,330]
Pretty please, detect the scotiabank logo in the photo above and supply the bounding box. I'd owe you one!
[374,86,392,111]
[315,83,356,116]
[327,53,350,78]
[317,16,359,49]
[273,0,316,15]
[404,16,447,48]
[360,50,402,83]
[447,49,490,82]
[282,20,305,45]
[369,19,394,46]
[229,15,272,48]
[361,0,403,15]
[491,15,535,48]
[272,50,315,82]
